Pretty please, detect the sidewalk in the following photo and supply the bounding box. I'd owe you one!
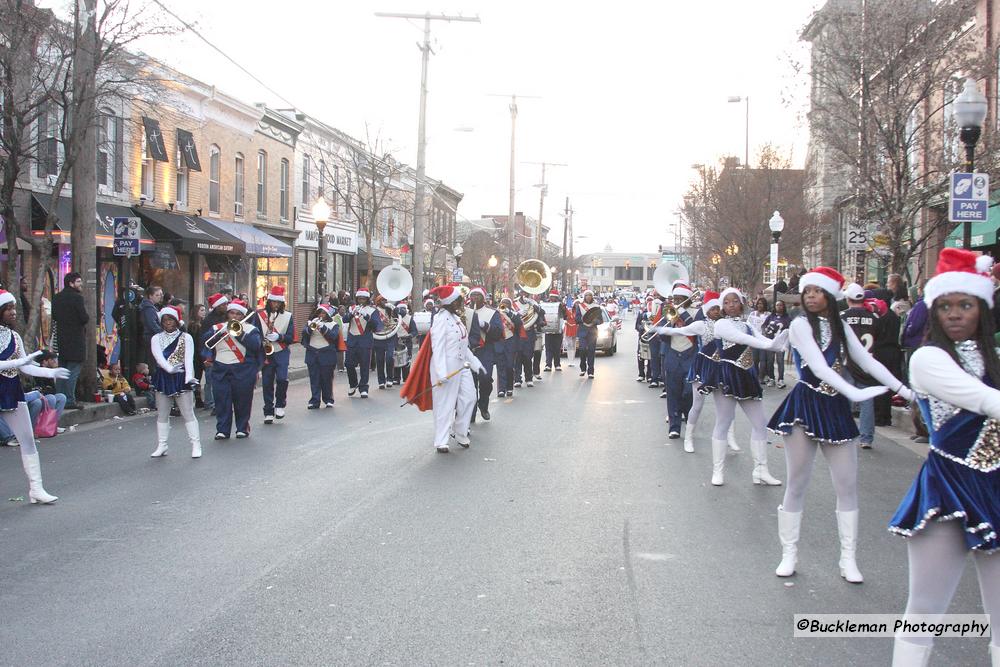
[60,345,313,429]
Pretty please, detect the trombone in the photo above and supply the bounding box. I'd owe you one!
[204,311,255,349]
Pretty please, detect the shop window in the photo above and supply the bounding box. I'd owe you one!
[255,257,289,305]
[296,248,316,304]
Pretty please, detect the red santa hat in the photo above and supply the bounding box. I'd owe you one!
[0,290,15,309]
[316,304,335,318]
[207,292,229,310]
[701,290,722,315]
[355,288,371,300]
[672,283,693,298]
[267,285,286,303]
[469,287,487,300]
[430,284,462,305]
[227,299,248,316]
[158,306,182,322]
[924,248,995,308]
[582,289,594,298]
[549,288,560,297]
[799,266,845,300]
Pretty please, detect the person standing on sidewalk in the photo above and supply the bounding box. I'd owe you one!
[137,285,163,369]
[762,300,791,388]
[841,283,879,450]
[50,272,87,408]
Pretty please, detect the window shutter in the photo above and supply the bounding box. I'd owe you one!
[114,115,124,191]
[36,103,48,178]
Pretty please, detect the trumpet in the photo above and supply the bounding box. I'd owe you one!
[308,318,326,332]
[204,312,255,349]
[263,341,275,356]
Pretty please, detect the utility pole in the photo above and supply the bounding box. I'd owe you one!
[488,93,539,293]
[376,11,479,306]
[524,161,566,258]
[71,0,98,399]
[561,197,569,292]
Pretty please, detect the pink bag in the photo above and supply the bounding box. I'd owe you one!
[33,398,59,438]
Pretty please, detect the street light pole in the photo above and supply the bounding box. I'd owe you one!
[953,77,988,250]
[768,210,785,286]
[312,199,331,302]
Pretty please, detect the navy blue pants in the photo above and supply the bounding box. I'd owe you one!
[210,361,257,436]
[260,353,289,416]
[346,345,373,393]
[473,346,495,411]
[373,340,395,386]
[664,346,695,433]
[648,338,662,382]
[496,343,513,392]
[544,333,563,368]
[578,335,597,375]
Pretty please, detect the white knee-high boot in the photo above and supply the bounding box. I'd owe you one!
[22,451,57,504]
[751,440,782,485]
[836,509,864,583]
[151,422,170,457]
[727,422,740,451]
[683,427,695,453]
[186,420,201,458]
[711,438,727,486]
[775,505,801,576]
[891,638,931,667]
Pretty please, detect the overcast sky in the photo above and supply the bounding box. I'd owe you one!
[126,0,821,255]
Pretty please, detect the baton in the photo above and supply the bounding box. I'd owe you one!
[399,362,471,407]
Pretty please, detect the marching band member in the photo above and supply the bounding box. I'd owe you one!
[302,304,339,409]
[564,296,578,367]
[202,299,263,440]
[373,295,397,389]
[886,249,1000,666]
[543,289,568,372]
[149,306,200,458]
[401,284,484,452]
[767,267,910,584]
[394,302,418,385]
[257,286,294,424]
[497,297,518,397]
[661,283,697,440]
[636,295,654,381]
[654,291,722,453]
[0,290,69,503]
[201,292,231,414]
[574,290,600,379]
[708,288,788,486]
[345,288,383,398]
[647,296,664,388]
[514,292,544,387]
[467,287,502,420]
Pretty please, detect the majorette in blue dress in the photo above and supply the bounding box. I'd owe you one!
[768,317,860,444]
[152,331,191,396]
[0,328,26,410]
[889,342,1000,553]
[716,319,763,401]
[690,319,720,394]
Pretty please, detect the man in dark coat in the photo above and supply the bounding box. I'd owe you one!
[51,272,88,408]
[137,285,163,368]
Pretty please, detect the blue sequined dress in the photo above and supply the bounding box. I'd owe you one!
[152,332,188,396]
[717,320,762,401]
[889,342,1000,552]
[690,319,720,395]
[768,318,859,443]
[0,328,25,410]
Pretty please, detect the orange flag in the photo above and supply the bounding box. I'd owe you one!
[399,336,434,411]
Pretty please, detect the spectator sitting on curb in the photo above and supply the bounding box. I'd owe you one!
[130,362,155,409]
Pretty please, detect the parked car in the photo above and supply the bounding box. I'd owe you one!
[562,306,618,356]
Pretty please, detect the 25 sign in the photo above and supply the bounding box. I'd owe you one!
[846,225,868,250]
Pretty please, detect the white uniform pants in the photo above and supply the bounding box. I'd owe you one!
[432,369,476,447]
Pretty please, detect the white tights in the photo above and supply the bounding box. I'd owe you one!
[2,403,38,456]
[780,426,858,513]
[899,520,1000,648]
[711,393,767,441]
[688,383,707,429]
[154,391,196,424]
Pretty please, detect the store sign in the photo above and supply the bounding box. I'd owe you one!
[294,215,358,254]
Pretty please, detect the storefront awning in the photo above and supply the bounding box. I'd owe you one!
[134,209,245,255]
[31,194,155,249]
[945,201,1000,249]
[201,219,293,258]
[356,244,395,272]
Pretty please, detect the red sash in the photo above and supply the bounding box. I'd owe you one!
[258,309,288,352]
[222,334,246,363]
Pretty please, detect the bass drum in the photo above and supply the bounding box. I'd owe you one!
[412,311,432,335]
[539,302,562,334]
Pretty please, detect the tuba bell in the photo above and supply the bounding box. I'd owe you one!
[514,259,552,295]
[376,264,413,303]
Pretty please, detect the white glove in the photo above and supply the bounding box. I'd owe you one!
[172,364,184,374]
[266,332,280,342]
[770,330,790,352]
[16,350,44,367]
[895,385,915,403]
[48,367,71,380]
[470,356,485,375]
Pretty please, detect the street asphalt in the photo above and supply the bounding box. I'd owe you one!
[0,320,991,666]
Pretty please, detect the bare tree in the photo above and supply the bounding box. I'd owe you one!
[801,0,990,277]
[682,146,809,293]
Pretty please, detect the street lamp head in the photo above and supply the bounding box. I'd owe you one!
[954,78,988,129]
[768,210,785,234]
[312,198,331,228]
[453,244,464,259]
